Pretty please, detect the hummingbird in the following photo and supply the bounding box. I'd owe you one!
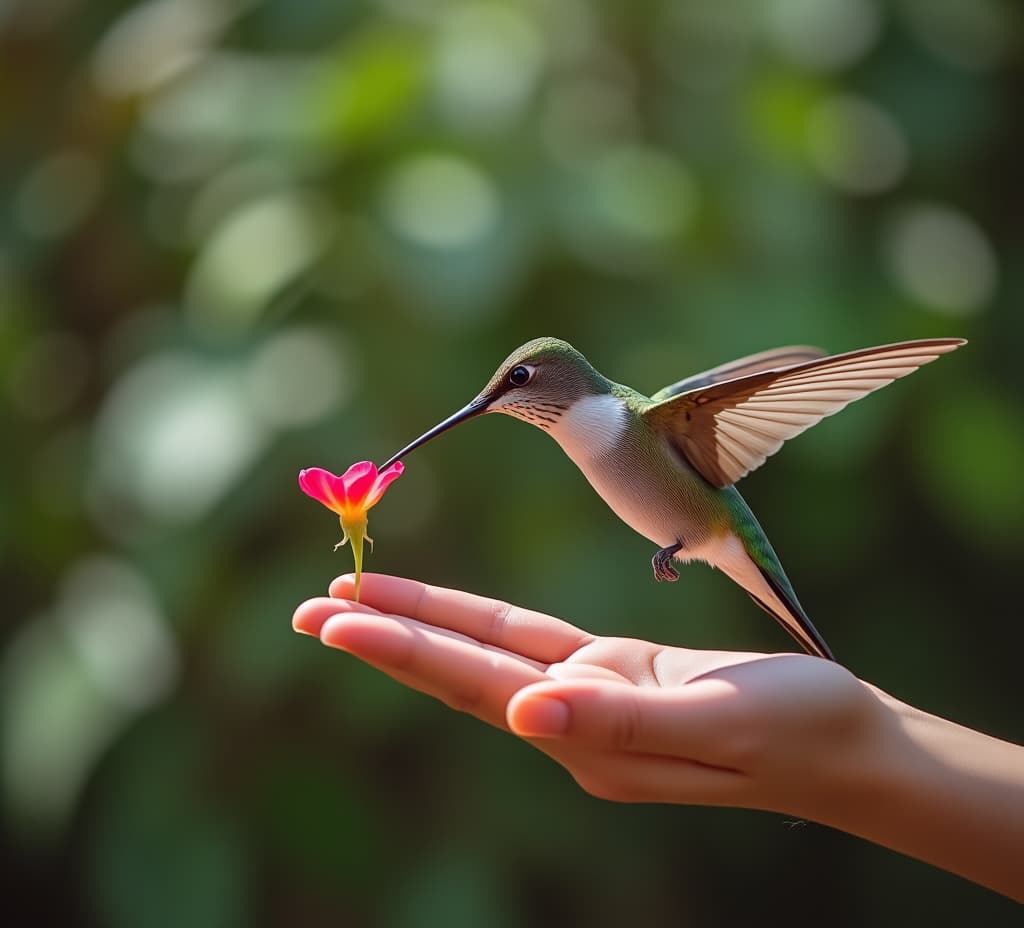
[381,337,965,661]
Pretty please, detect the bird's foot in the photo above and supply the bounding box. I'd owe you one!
[652,543,683,582]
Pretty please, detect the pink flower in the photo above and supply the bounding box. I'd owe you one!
[299,461,404,600]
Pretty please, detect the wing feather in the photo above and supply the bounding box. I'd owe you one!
[645,338,965,487]
[650,345,827,401]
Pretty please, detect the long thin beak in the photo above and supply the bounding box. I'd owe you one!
[380,396,491,468]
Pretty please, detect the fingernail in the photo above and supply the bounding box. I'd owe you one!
[513,697,570,737]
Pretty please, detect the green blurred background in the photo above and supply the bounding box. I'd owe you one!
[3,0,1022,924]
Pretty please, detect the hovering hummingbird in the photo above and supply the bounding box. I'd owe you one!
[381,337,965,660]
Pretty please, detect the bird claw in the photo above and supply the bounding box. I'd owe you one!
[653,561,679,582]
[651,543,683,582]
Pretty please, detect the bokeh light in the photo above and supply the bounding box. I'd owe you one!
[381,154,501,251]
[765,0,882,72]
[883,202,998,315]
[806,93,909,194]
[186,190,332,330]
[91,353,268,528]
[432,2,545,134]
[92,0,245,97]
[4,557,176,837]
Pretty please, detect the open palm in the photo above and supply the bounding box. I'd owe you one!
[292,574,879,813]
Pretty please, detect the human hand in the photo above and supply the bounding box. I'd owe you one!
[293,575,1024,899]
[292,573,886,817]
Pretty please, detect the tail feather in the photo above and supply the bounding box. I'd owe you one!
[712,487,837,660]
[747,565,835,661]
[710,525,836,660]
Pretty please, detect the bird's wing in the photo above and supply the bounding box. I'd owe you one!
[644,338,966,488]
[650,346,828,402]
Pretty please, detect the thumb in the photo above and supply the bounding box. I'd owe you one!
[507,678,732,756]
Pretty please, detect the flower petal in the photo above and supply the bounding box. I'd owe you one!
[363,461,404,510]
[298,467,346,514]
[341,461,378,505]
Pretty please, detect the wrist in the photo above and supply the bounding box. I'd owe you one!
[774,676,903,824]
[795,682,1024,900]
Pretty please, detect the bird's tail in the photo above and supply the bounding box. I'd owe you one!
[716,496,836,661]
[745,562,835,662]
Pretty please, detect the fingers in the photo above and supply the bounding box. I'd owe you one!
[294,592,756,807]
[328,574,593,663]
[295,599,549,730]
[506,678,747,769]
[293,596,385,636]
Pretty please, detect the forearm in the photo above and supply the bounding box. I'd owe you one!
[806,689,1024,901]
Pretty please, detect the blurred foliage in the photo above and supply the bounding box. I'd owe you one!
[2,0,1023,924]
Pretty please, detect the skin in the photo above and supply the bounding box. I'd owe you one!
[293,574,1024,902]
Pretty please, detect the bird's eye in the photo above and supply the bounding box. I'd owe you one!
[508,365,532,387]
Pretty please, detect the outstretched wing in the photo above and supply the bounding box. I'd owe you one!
[650,346,828,402]
[644,338,966,488]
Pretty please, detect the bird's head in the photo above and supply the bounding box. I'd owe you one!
[380,337,611,467]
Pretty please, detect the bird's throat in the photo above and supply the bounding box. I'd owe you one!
[547,393,629,464]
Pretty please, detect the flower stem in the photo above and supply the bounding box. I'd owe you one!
[341,515,368,602]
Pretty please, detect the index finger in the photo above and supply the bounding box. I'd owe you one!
[329,574,593,664]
